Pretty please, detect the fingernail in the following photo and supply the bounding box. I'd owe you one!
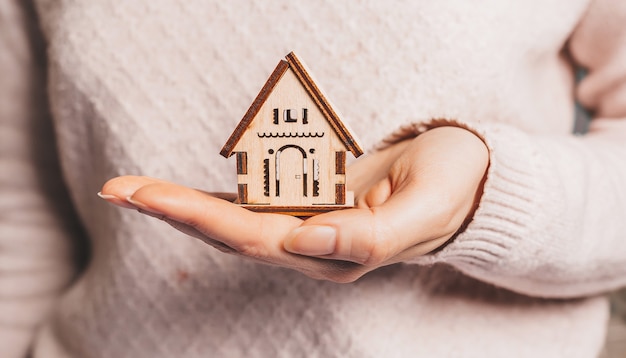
[97,192,137,209]
[285,226,336,256]
[126,196,165,216]
[97,192,116,200]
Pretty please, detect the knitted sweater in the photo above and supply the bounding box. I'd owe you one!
[3,0,626,356]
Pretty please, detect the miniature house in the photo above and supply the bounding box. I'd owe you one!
[220,52,363,216]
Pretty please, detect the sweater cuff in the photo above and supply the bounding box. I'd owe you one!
[378,119,538,284]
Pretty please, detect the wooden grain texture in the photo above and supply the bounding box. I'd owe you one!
[237,183,248,204]
[335,183,345,205]
[285,52,363,158]
[241,191,355,217]
[220,60,290,158]
[236,152,247,174]
[221,52,363,215]
[241,206,348,217]
[231,69,346,207]
[335,151,346,175]
[221,52,363,159]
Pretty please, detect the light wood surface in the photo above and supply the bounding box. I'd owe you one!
[221,52,363,215]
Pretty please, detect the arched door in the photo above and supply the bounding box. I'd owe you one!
[275,145,307,205]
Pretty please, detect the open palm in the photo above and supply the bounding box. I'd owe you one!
[100,126,488,282]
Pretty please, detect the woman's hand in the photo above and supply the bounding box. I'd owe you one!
[99,126,489,282]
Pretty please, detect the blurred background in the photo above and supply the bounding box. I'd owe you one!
[575,70,626,357]
[602,291,626,357]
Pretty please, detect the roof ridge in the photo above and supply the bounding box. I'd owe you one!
[220,52,363,158]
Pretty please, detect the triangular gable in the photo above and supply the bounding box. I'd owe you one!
[220,52,363,158]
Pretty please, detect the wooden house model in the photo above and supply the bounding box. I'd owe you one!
[220,52,363,216]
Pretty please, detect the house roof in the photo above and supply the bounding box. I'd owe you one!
[220,52,363,158]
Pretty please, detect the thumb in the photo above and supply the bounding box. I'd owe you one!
[283,177,456,266]
[283,126,489,265]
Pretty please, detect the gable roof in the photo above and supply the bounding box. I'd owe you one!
[220,52,363,158]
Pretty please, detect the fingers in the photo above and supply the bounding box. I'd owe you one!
[100,176,241,253]
[285,127,489,267]
[97,126,488,282]
[284,186,450,266]
[347,139,411,198]
[128,183,295,239]
[125,182,308,264]
[101,176,239,205]
[160,217,238,254]
[99,176,377,282]
[285,161,457,266]
[357,178,392,209]
[99,176,167,208]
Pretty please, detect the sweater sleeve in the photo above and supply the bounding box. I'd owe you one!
[0,2,84,357]
[394,0,626,299]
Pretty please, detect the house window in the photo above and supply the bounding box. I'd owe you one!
[284,109,298,122]
[273,108,279,124]
[236,152,247,175]
[277,108,308,124]
[335,152,346,174]
[238,184,248,204]
[313,159,320,197]
[263,159,270,197]
[335,184,345,205]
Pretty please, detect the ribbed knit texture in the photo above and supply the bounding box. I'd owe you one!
[2,0,626,356]
[0,2,81,357]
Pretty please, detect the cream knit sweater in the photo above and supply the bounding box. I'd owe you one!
[3,0,626,357]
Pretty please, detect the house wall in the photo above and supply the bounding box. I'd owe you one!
[233,69,349,206]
